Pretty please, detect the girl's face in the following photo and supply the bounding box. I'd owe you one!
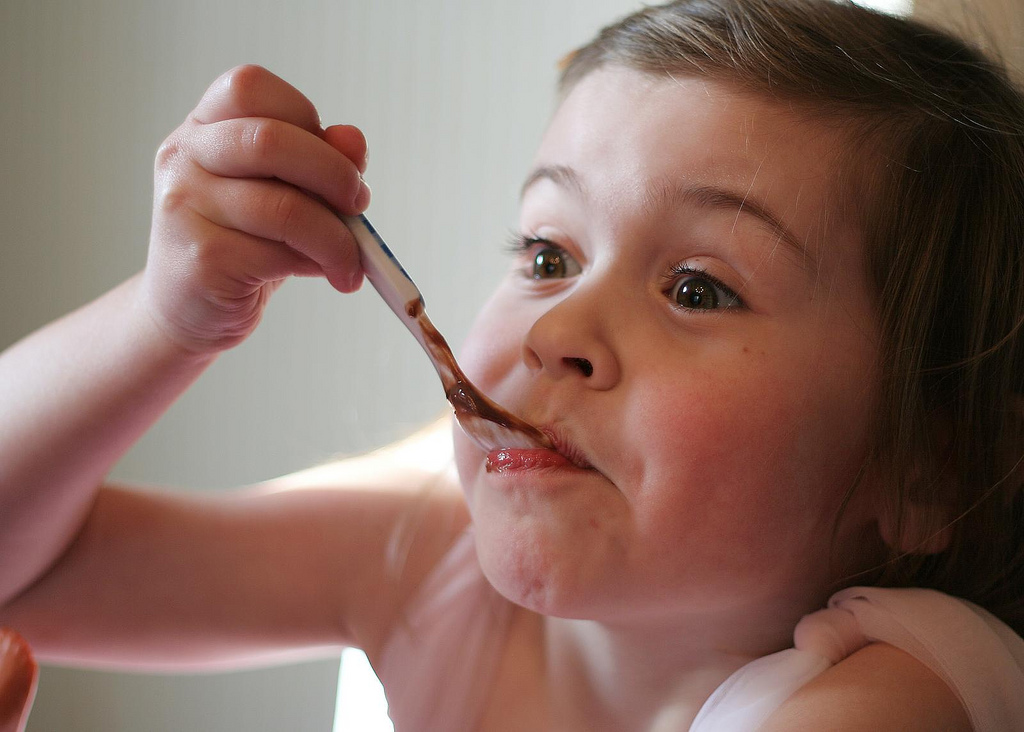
[454,67,885,628]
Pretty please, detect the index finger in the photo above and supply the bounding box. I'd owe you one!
[191,65,322,134]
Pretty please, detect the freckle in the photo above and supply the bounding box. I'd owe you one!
[742,346,750,354]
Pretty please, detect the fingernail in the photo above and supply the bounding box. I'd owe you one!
[353,177,371,211]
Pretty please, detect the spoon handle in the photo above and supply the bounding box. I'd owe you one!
[341,214,423,320]
[340,213,553,452]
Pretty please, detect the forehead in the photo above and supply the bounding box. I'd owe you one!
[533,67,854,264]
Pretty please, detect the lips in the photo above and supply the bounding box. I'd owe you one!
[486,448,575,473]
[484,425,594,474]
[541,426,593,469]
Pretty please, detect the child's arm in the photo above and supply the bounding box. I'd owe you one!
[0,66,448,665]
[0,64,365,605]
[0,260,219,609]
[0,420,468,671]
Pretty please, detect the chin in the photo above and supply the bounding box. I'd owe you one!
[472,522,600,619]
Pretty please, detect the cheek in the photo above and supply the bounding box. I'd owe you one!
[628,388,838,601]
[630,356,870,541]
[457,287,526,389]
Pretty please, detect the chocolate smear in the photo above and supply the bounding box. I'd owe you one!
[405,299,552,450]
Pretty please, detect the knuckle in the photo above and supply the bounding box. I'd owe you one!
[155,182,191,216]
[246,118,279,160]
[271,187,302,242]
[223,64,270,112]
[193,231,231,273]
[154,136,183,171]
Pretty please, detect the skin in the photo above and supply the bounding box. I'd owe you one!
[0,629,36,732]
[0,64,969,730]
[454,66,890,727]
[0,65,372,611]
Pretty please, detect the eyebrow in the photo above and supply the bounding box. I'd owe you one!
[520,164,811,265]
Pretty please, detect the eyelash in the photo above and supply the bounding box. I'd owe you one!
[664,262,744,311]
[503,230,744,310]
[503,230,547,255]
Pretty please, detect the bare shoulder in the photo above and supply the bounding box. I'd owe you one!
[257,416,461,495]
[760,642,971,732]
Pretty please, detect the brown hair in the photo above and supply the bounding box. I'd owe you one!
[561,0,1024,633]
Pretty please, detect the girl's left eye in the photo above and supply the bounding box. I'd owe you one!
[667,268,743,311]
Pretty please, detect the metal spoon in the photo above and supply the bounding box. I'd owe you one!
[341,214,553,451]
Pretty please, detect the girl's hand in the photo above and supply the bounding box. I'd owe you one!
[141,65,370,355]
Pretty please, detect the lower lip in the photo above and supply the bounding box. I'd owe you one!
[486,448,583,474]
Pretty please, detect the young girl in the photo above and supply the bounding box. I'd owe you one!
[2,0,1023,729]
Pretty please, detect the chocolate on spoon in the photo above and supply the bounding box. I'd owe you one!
[341,214,553,452]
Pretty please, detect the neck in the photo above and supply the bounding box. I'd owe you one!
[543,599,810,731]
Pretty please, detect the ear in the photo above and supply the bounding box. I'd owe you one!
[874,406,962,556]
[877,497,953,555]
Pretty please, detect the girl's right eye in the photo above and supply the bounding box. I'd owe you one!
[505,233,582,280]
[530,245,581,279]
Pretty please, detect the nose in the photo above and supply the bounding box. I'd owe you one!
[522,285,621,390]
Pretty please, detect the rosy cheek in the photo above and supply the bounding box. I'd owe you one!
[631,368,804,493]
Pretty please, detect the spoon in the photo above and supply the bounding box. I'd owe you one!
[341,214,553,451]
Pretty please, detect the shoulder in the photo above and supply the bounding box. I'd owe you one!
[257,415,461,494]
[241,416,471,655]
[254,415,471,603]
[760,641,971,732]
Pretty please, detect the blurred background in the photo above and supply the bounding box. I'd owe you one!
[0,0,1017,730]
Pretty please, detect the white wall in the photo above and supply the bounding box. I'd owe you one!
[914,0,1023,79]
[0,0,642,730]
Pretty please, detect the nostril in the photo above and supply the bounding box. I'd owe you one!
[565,357,594,377]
